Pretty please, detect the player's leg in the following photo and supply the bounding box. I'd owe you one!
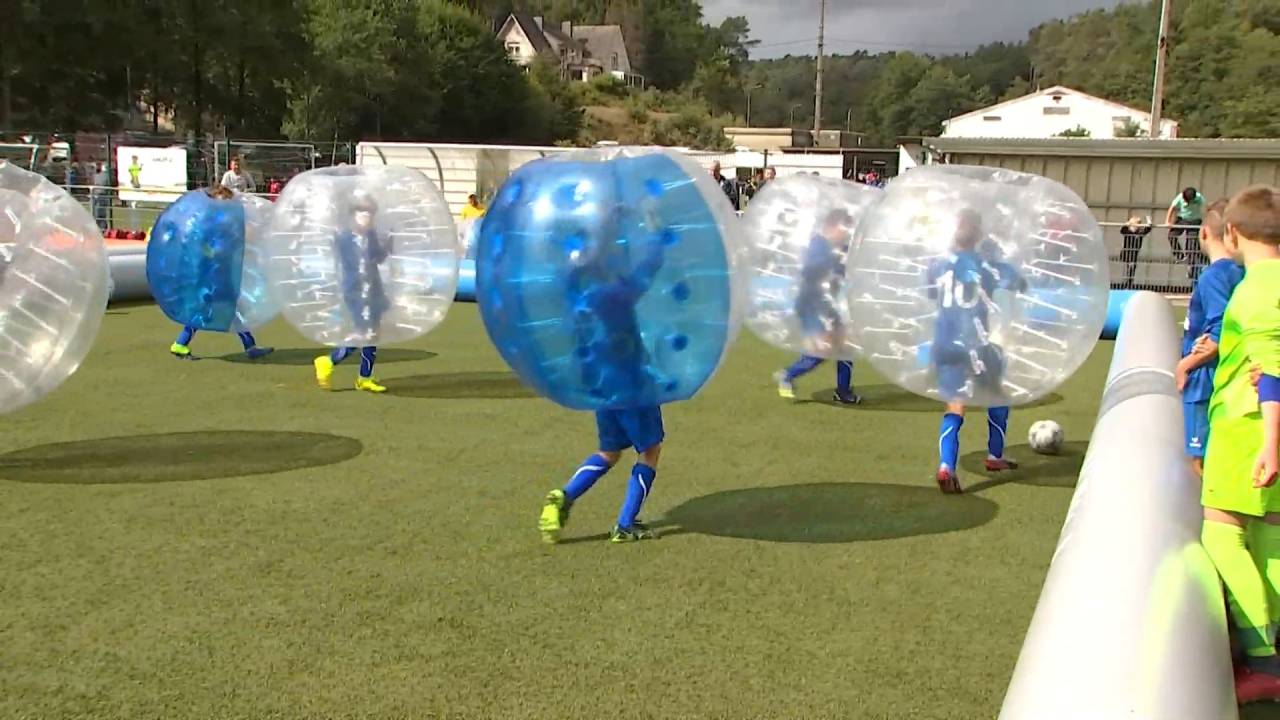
[1203,508,1280,700]
[1248,514,1280,633]
[936,401,965,494]
[313,347,353,390]
[354,346,385,393]
[540,411,627,544]
[935,358,967,494]
[612,406,664,543]
[237,330,274,360]
[171,325,196,357]
[833,360,861,405]
[776,356,824,399]
[984,406,1018,472]
[1186,400,1209,477]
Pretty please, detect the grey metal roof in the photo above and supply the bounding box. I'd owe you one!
[507,13,551,55]
[925,137,1280,159]
[574,25,631,73]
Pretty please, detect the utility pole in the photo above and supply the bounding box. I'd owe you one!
[814,0,826,137]
[1149,0,1172,138]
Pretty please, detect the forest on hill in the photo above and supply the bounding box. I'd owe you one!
[5,0,1278,148]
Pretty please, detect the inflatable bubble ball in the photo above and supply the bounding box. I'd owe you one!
[475,147,745,411]
[0,161,109,413]
[265,165,459,347]
[847,165,1109,407]
[147,188,280,332]
[742,174,882,360]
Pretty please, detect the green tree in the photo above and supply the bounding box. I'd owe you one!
[1056,125,1092,137]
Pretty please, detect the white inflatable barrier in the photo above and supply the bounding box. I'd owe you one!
[108,244,150,301]
[1000,291,1238,720]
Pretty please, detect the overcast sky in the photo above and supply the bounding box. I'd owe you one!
[702,0,1136,58]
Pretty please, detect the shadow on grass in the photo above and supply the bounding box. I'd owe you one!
[0,431,363,485]
[217,348,437,366]
[1241,704,1280,720]
[385,372,537,400]
[804,384,1064,412]
[660,482,998,543]
[961,441,1089,493]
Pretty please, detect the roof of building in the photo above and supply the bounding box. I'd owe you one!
[943,85,1180,128]
[573,25,630,71]
[924,136,1280,159]
[505,12,551,54]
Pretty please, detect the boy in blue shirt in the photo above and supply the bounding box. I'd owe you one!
[1176,199,1245,476]
[314,189,389,393]
[774,208,860,404]
[539,201,668,545]
[928,208,1026,494]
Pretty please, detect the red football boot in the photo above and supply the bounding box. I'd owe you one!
[985,457,1020,472]
[1236,666,1280,704]
[936,466,963,494]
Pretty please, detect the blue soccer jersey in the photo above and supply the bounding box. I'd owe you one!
[1181,258,1245,403]
[795,234,848,331]
[926,250,1022,356]
[568,238,666,402]
[336,227,390,332]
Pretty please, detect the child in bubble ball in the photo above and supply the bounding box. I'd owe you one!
[926,207,1026,494]
[313,188,389,393]
[169,186,274,360]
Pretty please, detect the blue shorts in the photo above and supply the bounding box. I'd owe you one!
[1184,400,1210,458]
[596,406,665,453]
[935,345,1005,401]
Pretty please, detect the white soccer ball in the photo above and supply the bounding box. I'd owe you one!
[1028,420,1065,455]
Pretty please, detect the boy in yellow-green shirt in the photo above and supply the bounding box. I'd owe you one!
[1198,185,1280,704]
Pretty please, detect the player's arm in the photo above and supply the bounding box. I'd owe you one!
[1181,277,1234,374]
[1165,200,1177,227]
[1244,321,1280,486]
[1256,376,1280,488]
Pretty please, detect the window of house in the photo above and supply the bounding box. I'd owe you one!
[612,53,619,71]
[1043,106,1070,115]
[506,42,521,55]
[983,115,1001,122]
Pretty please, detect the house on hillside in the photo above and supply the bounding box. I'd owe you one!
[496,12,644,87]
[942,85,1179,139]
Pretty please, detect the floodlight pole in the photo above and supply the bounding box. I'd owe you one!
[814,0,826,137]
[1149,0,1172,138]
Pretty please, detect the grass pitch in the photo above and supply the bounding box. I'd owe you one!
[0,301,1218,719]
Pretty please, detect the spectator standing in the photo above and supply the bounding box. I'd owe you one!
[1166,186,1206,277]
[1119,215,1153,288]
[460,193,486,222]
[711,161,738,210]
[90,162,111,231]
[220,158,256,194]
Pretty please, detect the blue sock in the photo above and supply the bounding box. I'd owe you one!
[617,464,657,529]
[359,346,377,378]
[176,326,195,346]
[331,347,354,364]
[563,454,613,502]
[785,355,824,381]
[939,413,963,470]
[836,360,853,395]
[987,407,1010,458]
[237,331,257,350]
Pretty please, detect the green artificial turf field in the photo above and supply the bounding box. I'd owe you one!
[0,301,1247,720]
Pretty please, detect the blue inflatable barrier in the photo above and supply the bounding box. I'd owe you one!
[1102,290,1136,341]
[457,259,476,302]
